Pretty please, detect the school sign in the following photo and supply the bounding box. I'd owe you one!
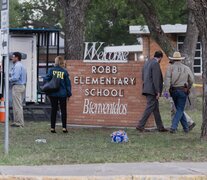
[66,42,154,127]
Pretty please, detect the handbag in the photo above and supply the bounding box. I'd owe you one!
[40,76,61,93]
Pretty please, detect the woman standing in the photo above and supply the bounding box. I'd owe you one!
[44,56,72,133]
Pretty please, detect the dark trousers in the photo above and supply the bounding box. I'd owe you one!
[137,95,164,129]
[49,96,67,129]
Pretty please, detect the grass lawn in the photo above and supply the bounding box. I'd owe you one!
[0,97,206,165]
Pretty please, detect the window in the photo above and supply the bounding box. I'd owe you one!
[177,35,202,75]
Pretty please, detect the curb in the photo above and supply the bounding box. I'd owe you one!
[0,175,207,180]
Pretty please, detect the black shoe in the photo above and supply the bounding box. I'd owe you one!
[158,128,169,132]
[170,128,176,133]
[184,129,189,133]
[51,129,56,133]
[136,126,150,132]
[63,128,68,133]
[189,123,196,131]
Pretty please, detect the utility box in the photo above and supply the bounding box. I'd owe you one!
[9,34,37,103]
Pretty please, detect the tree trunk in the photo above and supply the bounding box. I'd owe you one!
[58,0,91,60]
[181,7,199,70]
[135,0,174,56]
[132,0,198,62]
[201,35,207,140]
[181,1,199,110]
[189,0,207,140]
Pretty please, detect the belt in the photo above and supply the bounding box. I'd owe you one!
[171,86,185,91]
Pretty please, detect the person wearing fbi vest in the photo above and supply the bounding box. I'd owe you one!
[136,51,168,132]
[164,51,194,133]
[9,52,27,127]
[44,56,72,133]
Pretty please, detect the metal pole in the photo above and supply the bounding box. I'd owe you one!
[46,32,49,73]
[4,0,10,154]
[57,31,60,56]
[37,33,40,83]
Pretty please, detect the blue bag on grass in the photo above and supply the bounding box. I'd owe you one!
[111,130,128,143]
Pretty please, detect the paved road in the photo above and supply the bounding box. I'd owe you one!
[0,162,207,177]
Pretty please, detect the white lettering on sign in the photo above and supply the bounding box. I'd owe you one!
[85,89,124,97]
[84,42,104,61]
[91,66,118,74]
[1,0,8,10]
[1,10,8,29]
[73,65,137,115]
[83,98,128,115]
[74,76,136,86]
[83,42,129,63]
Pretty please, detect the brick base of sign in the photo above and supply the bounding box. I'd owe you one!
[66,61,155,128]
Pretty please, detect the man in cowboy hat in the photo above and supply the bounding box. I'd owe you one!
[136,50,168,132]
[165,51,194,133]
[164,58,196,131]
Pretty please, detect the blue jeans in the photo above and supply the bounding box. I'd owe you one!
[171,90,189,132]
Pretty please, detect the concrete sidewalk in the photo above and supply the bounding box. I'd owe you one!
[0,162,207,179]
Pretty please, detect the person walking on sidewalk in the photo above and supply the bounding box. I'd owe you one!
[136,51,168,132]
[44,56,72,133]
[9,52,27,127]
[165,51,194,133]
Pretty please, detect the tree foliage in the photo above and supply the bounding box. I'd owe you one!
[10,0,20,27]
[85,0,187,45]
[20,0,63,29]
[8,0,198,65]
[155,0,187,24]
[85,0,145,45]
[16,0,187,45]
[2,0,23,28]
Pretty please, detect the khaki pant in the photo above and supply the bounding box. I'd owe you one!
[12,85,26,126]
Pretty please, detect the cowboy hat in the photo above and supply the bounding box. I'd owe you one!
[169,51,185,60]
